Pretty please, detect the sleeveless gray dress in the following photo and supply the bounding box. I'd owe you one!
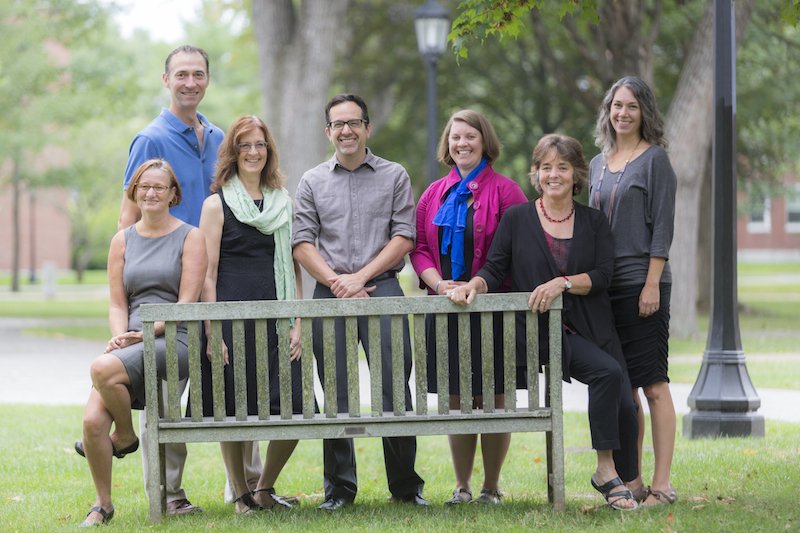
[113,223,193,409]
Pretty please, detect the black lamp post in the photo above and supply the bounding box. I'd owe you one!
[683,0,764,439]
[414,0,449,186]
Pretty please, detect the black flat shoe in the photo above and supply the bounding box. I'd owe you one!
[74,438,139,459]
[79,505,114,527]
[112,438,139,459]
[233,492,263,514]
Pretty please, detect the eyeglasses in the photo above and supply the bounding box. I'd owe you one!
[238,142,268,152]
[327,119,368,131]
[136,184,170,194]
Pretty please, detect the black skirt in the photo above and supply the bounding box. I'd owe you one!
[608,282,671,388]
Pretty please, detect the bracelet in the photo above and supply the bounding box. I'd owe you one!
[435,280,442,294]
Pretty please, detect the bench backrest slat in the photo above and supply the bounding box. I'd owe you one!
[254,319,270,420]
[412,313,427,416]
[321,316,337,418]
[300,317,315,418]
[480,312,494,412]
[188,322,203,422]
[434,313,449,414]
[526,311,540,410]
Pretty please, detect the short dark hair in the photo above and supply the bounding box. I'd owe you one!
[437,109,502,167]
[165,45,210,77]
[325,93,370,125]
[528,134,589,196]
[126,159,182,207]
[595,76,667,157]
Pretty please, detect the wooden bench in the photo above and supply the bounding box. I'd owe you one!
[140,292,565,523]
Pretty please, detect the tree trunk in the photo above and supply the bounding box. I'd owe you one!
[252,0,349,198]
[11,158,21,292]
[666,0,755,338]
[696,148,713,313]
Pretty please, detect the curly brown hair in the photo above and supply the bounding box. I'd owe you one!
[212,116,286,192]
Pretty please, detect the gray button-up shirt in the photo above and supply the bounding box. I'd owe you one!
[292,149,416,276]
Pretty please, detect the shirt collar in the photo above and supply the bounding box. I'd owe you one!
[159,108,214,134]
[327,147,377,173]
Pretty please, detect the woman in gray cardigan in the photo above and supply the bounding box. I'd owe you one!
[589,76,678,507]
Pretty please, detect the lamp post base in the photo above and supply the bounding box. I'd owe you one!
[683,410,764,439]
[683,351,765,439]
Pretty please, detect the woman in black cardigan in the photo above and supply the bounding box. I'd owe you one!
[449,134,639,511]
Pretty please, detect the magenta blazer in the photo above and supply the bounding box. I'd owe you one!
[410,165,528,294]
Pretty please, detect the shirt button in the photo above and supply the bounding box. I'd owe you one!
[474,249,482,258]
[353,213,358,218]
[355,235,360,240]
[473,201,481,210]
[475,224,484,233]
[469,182,478,190]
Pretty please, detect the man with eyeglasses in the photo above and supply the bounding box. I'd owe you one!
[113,45,260,516]
[293,93,427,511]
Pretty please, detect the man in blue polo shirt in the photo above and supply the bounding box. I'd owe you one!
[115,45,262,516]
[119,45,222,229]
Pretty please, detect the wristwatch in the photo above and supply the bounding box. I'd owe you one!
[562,276,572,290]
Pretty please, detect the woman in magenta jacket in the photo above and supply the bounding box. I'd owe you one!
[410,109,527,505]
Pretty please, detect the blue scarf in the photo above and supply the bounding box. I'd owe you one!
[432,159,487,281]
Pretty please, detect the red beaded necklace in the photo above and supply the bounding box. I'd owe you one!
[539,198,574,223]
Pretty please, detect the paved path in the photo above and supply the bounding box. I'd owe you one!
[2,318,798,424]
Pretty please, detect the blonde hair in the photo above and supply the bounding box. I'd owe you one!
[126,159,181,207]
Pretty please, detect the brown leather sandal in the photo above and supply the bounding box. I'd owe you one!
[630,484,650,502]
[647,485,678,505]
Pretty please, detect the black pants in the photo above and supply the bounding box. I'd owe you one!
[567,333,639,482]
[312,276,424,501]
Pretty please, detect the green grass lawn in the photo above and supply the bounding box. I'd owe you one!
[0,269,109,287]
[0,300,109,318]
[1,406,798,532]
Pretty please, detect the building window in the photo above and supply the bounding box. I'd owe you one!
[747,196,771,234]
[786,186,800,233]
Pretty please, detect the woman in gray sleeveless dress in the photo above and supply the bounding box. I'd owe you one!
[76,159,207,526]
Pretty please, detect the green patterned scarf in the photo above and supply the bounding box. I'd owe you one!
[221,176,296,301]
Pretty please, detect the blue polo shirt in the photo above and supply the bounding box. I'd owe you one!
[123,108,224,227]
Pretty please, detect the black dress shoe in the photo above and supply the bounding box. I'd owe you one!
[317,496,349,511]
[392,492,431,506]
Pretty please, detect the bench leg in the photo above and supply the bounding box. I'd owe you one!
[145,441,166,523]
[546,429,566,512]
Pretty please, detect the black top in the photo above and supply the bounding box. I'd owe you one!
[477,200,624,381]
[216,191,276,303]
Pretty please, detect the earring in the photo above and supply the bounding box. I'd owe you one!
[573,184,579,195]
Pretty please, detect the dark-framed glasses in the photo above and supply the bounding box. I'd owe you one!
[327,119,368,131]
[238,142,268,152]
[137,184,170,194]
